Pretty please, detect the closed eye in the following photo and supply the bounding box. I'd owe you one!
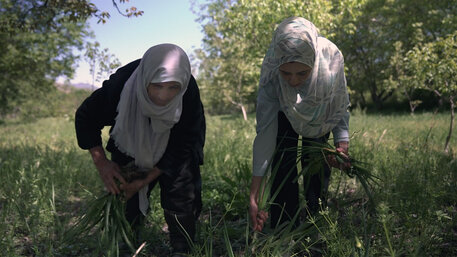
[151,84,163,88]
[298,70,310,76]
[279,70,291,76]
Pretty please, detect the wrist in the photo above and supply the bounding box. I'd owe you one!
[249,194,258,204]
[89,146,107,166]
[336,141,349,149]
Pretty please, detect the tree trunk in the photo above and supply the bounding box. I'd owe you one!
[405,89,415,114]
[444,95,455,154]
[370,81,384,110]
[240,104,247,121]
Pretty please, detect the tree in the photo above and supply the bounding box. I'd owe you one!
[84,41,121,91]
[418,33,457,153]
[333,0,457,109]
[0,0,87,117]
[0,0,141,118]
[401,32,457,153]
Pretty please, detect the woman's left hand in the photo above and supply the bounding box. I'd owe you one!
[120,167,162,200]
[327,141,351,170]
[120,179,145,200]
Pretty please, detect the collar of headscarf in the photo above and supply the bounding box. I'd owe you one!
[110,44,190,215]
[259,17,349,138]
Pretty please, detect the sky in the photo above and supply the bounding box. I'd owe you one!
[63,0,204,87]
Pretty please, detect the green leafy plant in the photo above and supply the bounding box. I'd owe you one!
[64,165,147,256]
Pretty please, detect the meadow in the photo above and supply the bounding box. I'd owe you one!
[0,111,456,256]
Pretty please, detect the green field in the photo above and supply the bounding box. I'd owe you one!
[0,112,456,256]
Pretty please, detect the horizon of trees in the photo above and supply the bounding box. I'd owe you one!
[1,0,455,150]
[0,0,139,118]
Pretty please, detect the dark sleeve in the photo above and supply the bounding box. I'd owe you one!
[74,60,140,150]
[156,76,206,177]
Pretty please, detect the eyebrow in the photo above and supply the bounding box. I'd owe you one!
[279,69,311,74]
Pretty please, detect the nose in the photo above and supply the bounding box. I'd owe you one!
[289,75,301,87]
[157,91,171,103]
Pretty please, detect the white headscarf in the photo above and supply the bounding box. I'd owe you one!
[110,43,191,215]
[259,17,349,138]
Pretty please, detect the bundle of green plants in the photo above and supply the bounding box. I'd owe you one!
[251,138,379,254]
[64,164,146,256]
[257,138,379,213]
[297,139,379,206]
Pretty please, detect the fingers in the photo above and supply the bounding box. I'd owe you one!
[105,175,120,194]
[259,210,269,221]
[327,147,352,170]
[336,147,351,169]
[250,209,269,232]
[254,211,269,231]
[336,147,349,159]
[326,155,338,168]
[98,162,124,195]
[113,171,127,185]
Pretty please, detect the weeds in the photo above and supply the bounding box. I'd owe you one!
[0,113,456,256]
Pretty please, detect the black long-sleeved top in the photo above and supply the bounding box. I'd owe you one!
[75,59,205,177]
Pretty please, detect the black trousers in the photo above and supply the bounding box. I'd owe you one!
[111,152,202,226]
[270,112,331,228]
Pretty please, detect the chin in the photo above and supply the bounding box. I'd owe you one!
[153,101,169,106]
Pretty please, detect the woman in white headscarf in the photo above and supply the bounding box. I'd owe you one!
[249,17,351,231]
[75,44,205,256]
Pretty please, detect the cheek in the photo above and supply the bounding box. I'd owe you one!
[147,88,156,100]
[169,89,181,99]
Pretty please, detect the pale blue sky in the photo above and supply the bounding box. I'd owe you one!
[68,0,204,86]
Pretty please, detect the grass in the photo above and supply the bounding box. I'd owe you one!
[0,112,456,256]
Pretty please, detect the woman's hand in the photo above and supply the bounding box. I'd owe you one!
[120,179,145,200]
[95,159,127,194]
[120,166,163,200]
[89,146,127,194]
[249,176,269,232]
[249,198,269,232]
[326,141,351,170]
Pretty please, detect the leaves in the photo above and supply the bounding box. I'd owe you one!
[194,0,457,113]
[84,41,122,90]
[193,0,334,116]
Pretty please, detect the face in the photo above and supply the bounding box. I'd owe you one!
[278,62,312,88]
[147,81,181,106]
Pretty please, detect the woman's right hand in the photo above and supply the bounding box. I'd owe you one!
[250,176,269,232]
[249,198,269,232]
[89,146,127,194]
[95,159,127,194]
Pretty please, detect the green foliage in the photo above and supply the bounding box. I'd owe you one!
[84,41,122,90]
[194,0,457,113]
[0,0,88,117]
[0,0,139,118]
[193,0,334,116]
[391,31,457,151]
[0,113,456,255]
[0,84,91,121]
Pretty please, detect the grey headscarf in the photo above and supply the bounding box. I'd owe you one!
[259,17,349,138]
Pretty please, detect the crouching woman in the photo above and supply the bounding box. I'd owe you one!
[75,44,205,256]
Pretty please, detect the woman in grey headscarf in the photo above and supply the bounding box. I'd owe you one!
[249,17,351,231]
[75,44,205,256]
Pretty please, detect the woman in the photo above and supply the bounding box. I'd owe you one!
[75,44,205,256]
[249,17,350,231]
